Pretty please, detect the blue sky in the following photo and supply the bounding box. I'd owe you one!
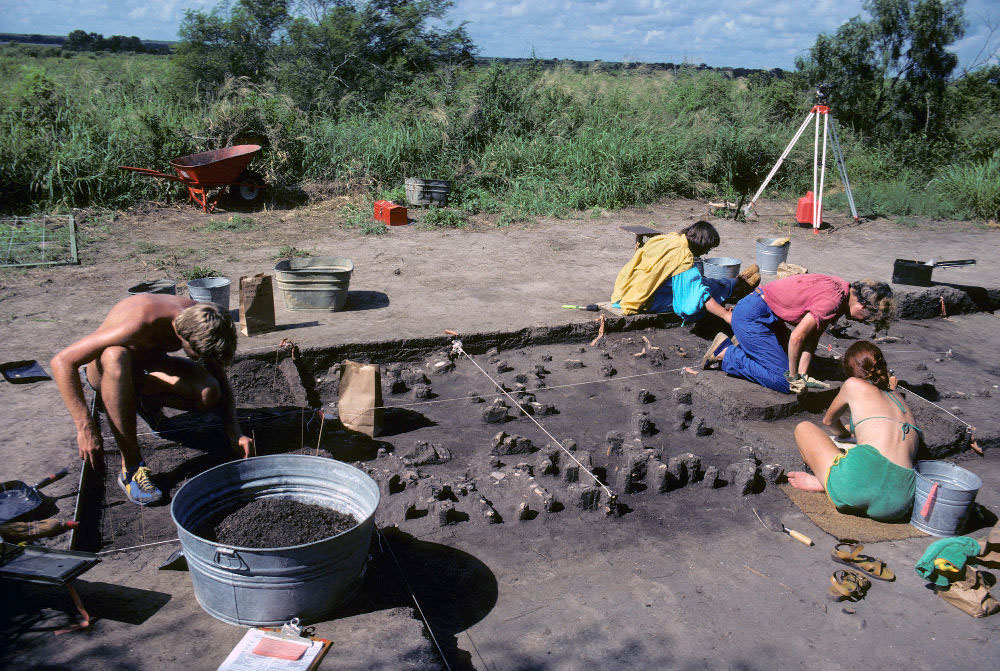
[0,0,996,70]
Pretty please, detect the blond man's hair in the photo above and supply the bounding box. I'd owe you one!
[173,303,237,365]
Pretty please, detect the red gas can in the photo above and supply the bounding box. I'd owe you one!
[795,192,813,224]
[374,201,408,226]
[795,191,821,226]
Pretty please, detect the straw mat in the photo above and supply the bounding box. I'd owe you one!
[780,484,927,543]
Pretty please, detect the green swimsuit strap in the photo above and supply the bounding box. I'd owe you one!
[849,390,922,437]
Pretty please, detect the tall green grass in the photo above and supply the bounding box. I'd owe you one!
[2,47,999,222]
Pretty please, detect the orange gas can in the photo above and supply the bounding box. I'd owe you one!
[374,201,408,226]
[795,191,821,225]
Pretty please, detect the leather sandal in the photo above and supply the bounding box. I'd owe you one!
[832,542,895,582]
[828,569,871,602]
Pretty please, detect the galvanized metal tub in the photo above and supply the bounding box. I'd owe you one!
[404,178,452,207]
[127,279,177,295]
[273,257,353,311]
[701,256,741,279]
[755,238,790,274]
[186,277,231,311]
[910,460,981,537]
[170,455,379,626]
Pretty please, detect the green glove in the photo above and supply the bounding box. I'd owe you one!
[784,371,806,394]
[801,374,830,390]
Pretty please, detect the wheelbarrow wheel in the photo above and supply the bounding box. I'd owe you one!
[229,170,264,204]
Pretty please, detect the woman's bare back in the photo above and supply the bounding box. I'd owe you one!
[843,377,919,469]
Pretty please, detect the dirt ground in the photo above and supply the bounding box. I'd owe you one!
[2,195,999,670]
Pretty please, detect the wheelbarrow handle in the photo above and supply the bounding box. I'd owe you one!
[32,467,69,491]
[119,166,191,183]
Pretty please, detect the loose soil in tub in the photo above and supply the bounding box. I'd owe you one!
[198,498,358,547]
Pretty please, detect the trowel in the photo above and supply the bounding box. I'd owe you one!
[753,508,813,546]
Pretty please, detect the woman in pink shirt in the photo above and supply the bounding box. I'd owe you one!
[700,275,893,393]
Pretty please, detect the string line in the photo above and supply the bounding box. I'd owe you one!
[454,341,616,500]
[376,526,453,671]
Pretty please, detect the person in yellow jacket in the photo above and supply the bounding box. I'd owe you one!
[611,221,758,321]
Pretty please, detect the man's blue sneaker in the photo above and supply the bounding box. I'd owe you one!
[118,462,163,506]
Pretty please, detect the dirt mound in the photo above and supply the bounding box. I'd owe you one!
[202,498,358,547]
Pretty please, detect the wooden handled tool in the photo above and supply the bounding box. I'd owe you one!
[0,518,79,542]
[754,508,814,546]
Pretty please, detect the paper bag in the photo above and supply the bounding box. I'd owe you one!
[935,568,1000,618]
[239,273,275,336]
[338,360,382,437]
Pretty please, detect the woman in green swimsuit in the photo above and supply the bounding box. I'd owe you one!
[787,341,918,521]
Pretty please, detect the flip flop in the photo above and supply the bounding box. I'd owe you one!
[828,569,870,602]
[832,542,895,582]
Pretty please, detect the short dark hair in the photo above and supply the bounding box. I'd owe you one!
[849,279,895,332]
[680,220,720,256]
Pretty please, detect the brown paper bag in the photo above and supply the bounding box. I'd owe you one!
[936,568,1000,618]
[238,273,275,336]
[977,521,1000,567]
[338,360,382,437]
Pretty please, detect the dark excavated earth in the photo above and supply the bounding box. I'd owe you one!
[200,498,358,547]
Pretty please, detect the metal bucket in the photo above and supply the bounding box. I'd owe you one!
[127,279,177,295]
[404,178,452,207]
[186,277,231,311]
[910,460,982,537]
[755,238,790,274]
[170,455,380,626]
[701,257,741,279]
[274,257,353,311]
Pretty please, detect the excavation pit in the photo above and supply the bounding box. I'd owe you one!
[75,321,978,559]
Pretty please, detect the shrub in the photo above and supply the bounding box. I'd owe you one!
[182,266,220,279]
[931,152,1000,221]
[421,205,466,228]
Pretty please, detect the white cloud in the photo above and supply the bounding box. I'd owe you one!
[0,0,992,70]
[642,29,665,45]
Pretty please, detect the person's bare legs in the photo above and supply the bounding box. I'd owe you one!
[87,347,142,473]
[788,421,843,491]
[87,353,220,472]
[139,356,220,413]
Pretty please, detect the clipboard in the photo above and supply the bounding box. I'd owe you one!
[217,625,331,671]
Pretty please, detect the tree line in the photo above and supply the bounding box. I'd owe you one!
[65,30,170,54]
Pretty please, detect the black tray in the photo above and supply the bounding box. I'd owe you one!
[0,360,51,384]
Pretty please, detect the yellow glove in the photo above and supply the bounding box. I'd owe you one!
[934,557,959,574]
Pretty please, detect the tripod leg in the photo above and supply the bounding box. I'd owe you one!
[744,112,815,216]
[813,114,820,229]
[829,118,859,221]
[816,113,829,232]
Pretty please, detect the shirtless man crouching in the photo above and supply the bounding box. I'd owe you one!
[51,294,253,505]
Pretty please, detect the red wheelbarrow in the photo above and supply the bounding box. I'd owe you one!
[120,144,267,212]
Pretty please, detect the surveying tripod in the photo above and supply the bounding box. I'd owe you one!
[743,88,859,232]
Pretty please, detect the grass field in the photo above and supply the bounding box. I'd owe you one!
[1,46,998,222]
